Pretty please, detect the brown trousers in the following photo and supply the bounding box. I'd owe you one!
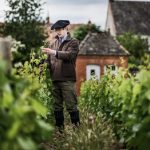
[52,81,78,112]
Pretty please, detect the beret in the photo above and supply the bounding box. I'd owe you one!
[51,20,70,30]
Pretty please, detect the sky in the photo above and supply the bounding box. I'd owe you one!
[0,0,108,29]
[46,0,108,28]
[0,0,150,29]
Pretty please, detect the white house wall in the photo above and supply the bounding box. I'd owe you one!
[105,2,116,36]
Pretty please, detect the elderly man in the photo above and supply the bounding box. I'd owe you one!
[42,20,80,130]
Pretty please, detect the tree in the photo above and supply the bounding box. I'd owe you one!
[3,0,47,62]
[73,21,101,42]
[117,32,148,66]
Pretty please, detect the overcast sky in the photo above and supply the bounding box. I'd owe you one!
[0,0,150,29]
[0,0,108,29]
[46,0,108,28]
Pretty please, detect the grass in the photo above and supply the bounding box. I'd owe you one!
[41,107,122,150]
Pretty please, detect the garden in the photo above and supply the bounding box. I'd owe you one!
[0,0,150,150]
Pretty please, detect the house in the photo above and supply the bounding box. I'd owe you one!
[76,31,130,95]
[105,0,150,50]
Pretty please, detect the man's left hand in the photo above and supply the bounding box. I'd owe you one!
[42,48,56,55]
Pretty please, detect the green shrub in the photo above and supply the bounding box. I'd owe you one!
[80,69,150,150]
[14,52,54,119]
[0,57,53,150]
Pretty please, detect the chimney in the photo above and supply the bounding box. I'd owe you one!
[87,20,92,33]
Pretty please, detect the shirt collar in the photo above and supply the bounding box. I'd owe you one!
[55,32,71,42]
[61,33,67,43]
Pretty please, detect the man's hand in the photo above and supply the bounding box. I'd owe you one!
[41,48,56,55]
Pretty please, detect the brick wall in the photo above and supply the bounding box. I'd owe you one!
[76,55,128,95]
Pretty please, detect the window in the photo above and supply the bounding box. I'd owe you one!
[111,65,116,71]
[141,35,150,51]
[105,65,118,75]
[86,65,100,80]
[90,69,96,76]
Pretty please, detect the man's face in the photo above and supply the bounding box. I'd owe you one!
[55,28,67,38]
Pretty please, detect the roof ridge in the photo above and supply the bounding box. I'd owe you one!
[79,32,91,49]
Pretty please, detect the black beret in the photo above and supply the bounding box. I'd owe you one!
[51,20,70,30]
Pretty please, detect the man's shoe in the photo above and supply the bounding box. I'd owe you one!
[54,111,64,132]
[69,110,80,127]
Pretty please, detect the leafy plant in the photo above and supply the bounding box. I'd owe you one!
[14,51,54,120]
[80,68,150,150]
[0,58,53,150]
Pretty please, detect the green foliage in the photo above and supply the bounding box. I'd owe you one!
[14,51,54,119]
[117,32,148,66]
[0,58,53,150]
[3,0,47,62]
[80,69,150,150]
[73,22,101,41]
[140,54,150,70]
